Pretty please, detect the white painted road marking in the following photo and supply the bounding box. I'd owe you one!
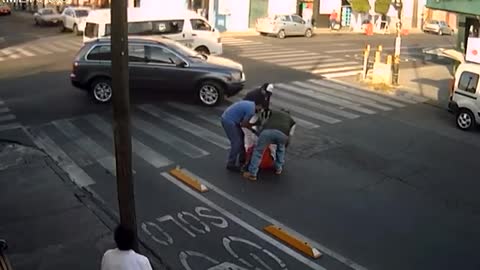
[160,172,328,270]
[179,168,369,270]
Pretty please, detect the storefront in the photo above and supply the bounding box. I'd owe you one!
[426,0,480,53]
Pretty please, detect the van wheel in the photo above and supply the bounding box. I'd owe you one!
[90,78,113,103]
[195,46,210,55]
[456,109,475,131]
[277,30,286,39]
[197,80,224,106]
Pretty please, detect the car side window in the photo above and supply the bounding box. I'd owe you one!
[190,19,211,31]
[146,46,180,65]
[458,71,479,94]
[279,15,291,22]
[87,45,111,61]
[128,45,146,63]
[291,15,304,24]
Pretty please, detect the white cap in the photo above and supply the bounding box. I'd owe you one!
[266,84,274,93]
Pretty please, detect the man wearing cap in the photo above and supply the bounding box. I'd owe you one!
[244,83,274,110]
[243,108,296,181]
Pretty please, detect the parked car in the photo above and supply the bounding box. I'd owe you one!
[61,6,90,35]
[34,8,62,25]
[70,36,245,106]
[0,3,11,15]
[423,20,454,35]
[256,14,313,39]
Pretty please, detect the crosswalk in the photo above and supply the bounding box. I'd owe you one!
[222,37,364,79]
[29,78,427,187]
[0,99,22,131]
[0,37,82,62]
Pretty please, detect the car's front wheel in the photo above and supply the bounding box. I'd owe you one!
[305,28,313,38]
[90,78,113,103]
[197,80,224,106]
[277,29,286,39]
[195,46,210,55]
[456,109,475,131]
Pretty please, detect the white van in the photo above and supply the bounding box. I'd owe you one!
[83,8,222,55]
[449,62,480,131]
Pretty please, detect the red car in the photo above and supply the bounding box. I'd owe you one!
[0,3,11,15]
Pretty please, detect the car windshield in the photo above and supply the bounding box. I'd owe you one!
[42,9,54,15]
[75,10,89,17]
[167,41,206,60]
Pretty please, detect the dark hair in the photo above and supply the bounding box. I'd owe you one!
[114,225,135,250]
[253,97,266,107]
[260,83,270,90]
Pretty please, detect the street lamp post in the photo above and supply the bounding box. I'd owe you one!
[392,0,403,85]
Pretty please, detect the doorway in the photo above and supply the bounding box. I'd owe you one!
[249,0,268,28]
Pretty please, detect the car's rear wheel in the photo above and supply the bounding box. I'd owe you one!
[277,29,286,39]
[456,109,475,131]
[197,80,224,106]
[305,28,313,38]
[90,78,113,103]
[195,46,210,55]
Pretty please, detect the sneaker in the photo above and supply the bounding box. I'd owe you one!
[274,168,282,175]
[242,172,257,181]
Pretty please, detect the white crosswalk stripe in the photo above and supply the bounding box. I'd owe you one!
[28,79,427,187]
[224,37,362,78]
[0,37,82,62]
[0,99,23,132]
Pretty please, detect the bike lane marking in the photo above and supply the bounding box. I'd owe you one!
[159,172,327,270]
[178,168,369,270]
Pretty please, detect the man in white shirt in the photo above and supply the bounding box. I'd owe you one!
[101,225,153,270]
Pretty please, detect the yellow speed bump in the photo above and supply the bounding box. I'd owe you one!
[169,167,208,193]
[264,225,322,259]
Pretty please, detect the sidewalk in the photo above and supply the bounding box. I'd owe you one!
[0,128,165,270]
[220,27,424,37]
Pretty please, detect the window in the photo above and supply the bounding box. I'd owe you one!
[84,23,98,38]
[275,15,291,22]
[75,9,89,17]
[146,46,180,64]
[291,15,304,24]
[42,9,54,15]
[458,71,479,94]
[190,19,211,31]
[64,9,72,16]
[105,20,184,36]
[128,45,146,63]
[87,45,111,61]
[152,20,184,34]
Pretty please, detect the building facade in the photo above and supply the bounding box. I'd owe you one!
[426,0,480,53]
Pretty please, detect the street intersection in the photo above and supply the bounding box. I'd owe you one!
[1,11,479,270]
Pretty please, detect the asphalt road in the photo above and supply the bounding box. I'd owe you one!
[1,10,480,270]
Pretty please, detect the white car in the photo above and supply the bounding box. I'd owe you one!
[61,6,90,35]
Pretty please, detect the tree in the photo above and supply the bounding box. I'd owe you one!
[349,0,370,13]
[375,0,391,15]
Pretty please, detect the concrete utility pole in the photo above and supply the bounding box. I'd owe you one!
[392,0,403,85]
[110,0,138,251]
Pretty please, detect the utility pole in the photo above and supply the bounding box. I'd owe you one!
[111,0,138,251]
[392,0,403,85]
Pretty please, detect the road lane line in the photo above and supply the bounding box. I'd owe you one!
[308,79,406,107]
[52,119,120,176]
[311,66,363,74]
[248,52,318,61]
[84,114,172,168]
[0,107,10,113]
[276,83,376,115]
[0,48,21,59]
[32,130,95,187]
[293,61,359,70]
[0,123,22,131]
[267,56,333,64]
[240,50,310,58]
[321,70,362,78]
[166,102,222,128]
[24,45,54,55]
[293,81,393,111]
[15,47,35,57]
[160,172,328,270]
[0,114,16,122]
[139,104,230,150]
[273,90,360,119]
[178,168,369,270]
[131,115,210,158]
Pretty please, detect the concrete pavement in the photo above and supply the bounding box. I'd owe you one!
[0,128,165,270]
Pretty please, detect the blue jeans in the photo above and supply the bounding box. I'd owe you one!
[221,118,245,167]
[248,129,287,176]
